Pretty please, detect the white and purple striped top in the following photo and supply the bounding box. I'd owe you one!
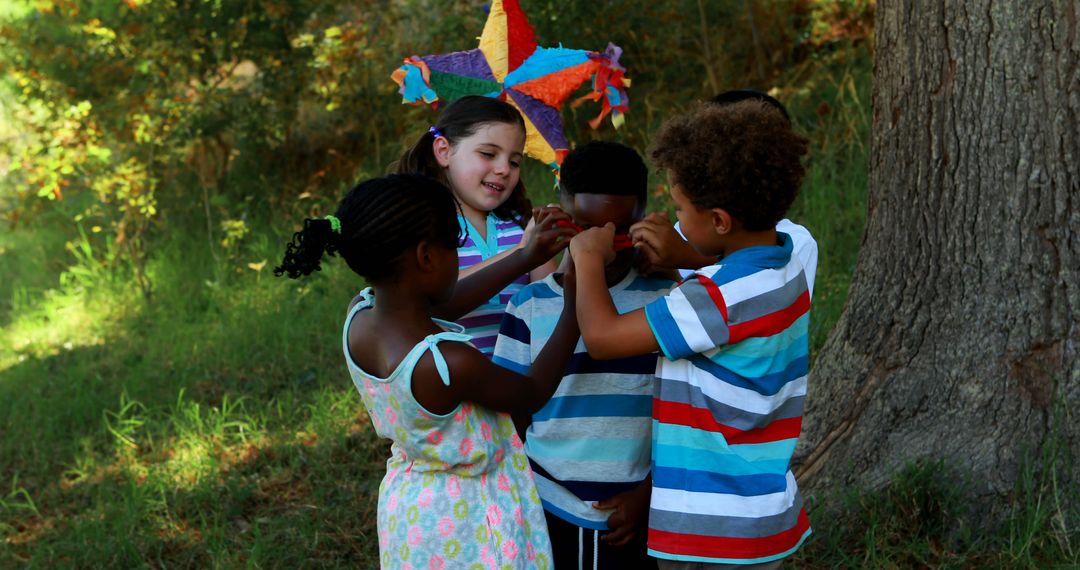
[456,213,529,357]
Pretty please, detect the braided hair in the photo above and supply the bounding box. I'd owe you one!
[395,95,532,227]
[274,174,463,283]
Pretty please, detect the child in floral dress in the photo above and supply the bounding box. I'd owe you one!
[276,174,580,569]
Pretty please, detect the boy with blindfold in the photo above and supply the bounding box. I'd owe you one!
[493,141,671,569]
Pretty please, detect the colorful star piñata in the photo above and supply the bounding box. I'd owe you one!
[391,0,630,171]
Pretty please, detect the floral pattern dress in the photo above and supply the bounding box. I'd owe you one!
[344,289,553,570]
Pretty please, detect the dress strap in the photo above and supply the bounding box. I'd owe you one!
[420,332,472,386]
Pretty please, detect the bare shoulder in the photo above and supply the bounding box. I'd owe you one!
[434,340,488,375]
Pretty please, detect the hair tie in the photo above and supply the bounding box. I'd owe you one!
[324,214,342,234]
[428,126,443,138]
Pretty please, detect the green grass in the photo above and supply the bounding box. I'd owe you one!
[0,221,387,566]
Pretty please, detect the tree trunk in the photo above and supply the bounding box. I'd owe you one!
[796,0,1080,506]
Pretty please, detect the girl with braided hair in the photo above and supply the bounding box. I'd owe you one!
[276,174,578,569]
[395,95,576,358]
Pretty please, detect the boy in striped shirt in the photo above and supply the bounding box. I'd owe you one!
[569,101,812,568]
[493,142,672,569]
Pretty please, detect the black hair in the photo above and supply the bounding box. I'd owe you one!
[274,174,463,283]
[395,95,532,227]
[558,140,647,203]
[710,88,791,123]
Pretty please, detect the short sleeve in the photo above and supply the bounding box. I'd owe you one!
[643,274,731,360]
[492,295,532,375]
[777,220,818,299]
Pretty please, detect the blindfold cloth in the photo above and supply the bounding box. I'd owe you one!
[555,219,634,251]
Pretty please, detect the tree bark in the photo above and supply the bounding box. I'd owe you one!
[796,0,1080,505]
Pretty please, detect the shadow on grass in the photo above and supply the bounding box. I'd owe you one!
[1,285,390,567]
[3,401,388,567]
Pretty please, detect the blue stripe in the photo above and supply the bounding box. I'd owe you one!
[722,314,809,358]
[702,262,763,287]
[687,353,808,396]
[654,422,800,462]
[625,275,676,292]
[532,394,652,422]
[645,298,694,361]
[504,46,591,86]
[509,282,561,305]
[564,352,657,376]
[710,338,808,380]
[492,355,527,374]
[651,465,788,496]
[539,500,609,531]
[717,232,794,270]
[530,459,644,501]
[498,314,531,344]
[653,442,791,476]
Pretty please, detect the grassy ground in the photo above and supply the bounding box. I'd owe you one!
[2,54,1077,569]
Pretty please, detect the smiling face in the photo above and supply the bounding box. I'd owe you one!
[434,121,526,224]
[561,191,644,284]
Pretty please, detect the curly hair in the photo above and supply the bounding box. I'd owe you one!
[650,100,808,231]
[274,174,462,283]
[395,95,532,227]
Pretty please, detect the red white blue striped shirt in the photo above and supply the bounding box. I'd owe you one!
[642,232,812,564]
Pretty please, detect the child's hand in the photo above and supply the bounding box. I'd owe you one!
[629,212,695,273]
[520,205,576,267]
[594,482,650,546]
[568,223,616,265]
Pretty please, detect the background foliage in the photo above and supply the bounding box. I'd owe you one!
[5,1,1070,568]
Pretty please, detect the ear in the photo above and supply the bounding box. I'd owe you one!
[414,240,437,273]
[709,208,734,236]
[433,135,451,168]
[559,190,575,217]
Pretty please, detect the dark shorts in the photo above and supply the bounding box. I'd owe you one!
[544,510,657,570]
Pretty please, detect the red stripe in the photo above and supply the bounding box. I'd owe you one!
[649,508,810,559]
[695,275,728,322]
[728,290,809,344]
[727,417,802,444]
[653,400,802,443]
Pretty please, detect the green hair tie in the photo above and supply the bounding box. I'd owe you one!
[325,214,342,234]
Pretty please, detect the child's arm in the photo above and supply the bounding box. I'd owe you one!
[414,284,579,416]
[433,207,576,320]
[570,224,660,360]
[456,206,568,279]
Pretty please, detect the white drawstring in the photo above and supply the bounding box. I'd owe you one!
[577,526,600,570]
[578,526,584,570]
[593,529,599,569]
